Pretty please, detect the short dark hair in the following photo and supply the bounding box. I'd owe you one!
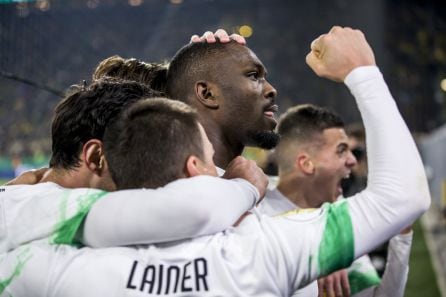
[49,79,160,170]
[278,104,344,143]
[92,55,168,93]
[103,98,204,189]
[166,41,240,102]
[276,104,344,172]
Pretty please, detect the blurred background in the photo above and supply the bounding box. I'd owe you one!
[1,0,445,295]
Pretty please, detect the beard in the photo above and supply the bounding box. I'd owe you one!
[247,130,280,150]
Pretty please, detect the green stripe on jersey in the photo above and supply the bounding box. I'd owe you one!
[348,270,381,294]
[0,246,32,294]
[318,200,354,275]
[50,190,107,245]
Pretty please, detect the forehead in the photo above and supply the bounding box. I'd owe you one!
[320,128,349,145]
[219,45,266,70]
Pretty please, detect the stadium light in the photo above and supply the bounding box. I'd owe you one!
[36,0,50,11]
[441,79,446,92]
[239,25,253,38]
[129,0,143,6]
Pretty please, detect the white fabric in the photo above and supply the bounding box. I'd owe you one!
[0,66,429,296]
[0,176,260,252]
[354,232,413,297]
[259,188,413,297]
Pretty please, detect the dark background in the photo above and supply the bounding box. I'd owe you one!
[1,0,445,164]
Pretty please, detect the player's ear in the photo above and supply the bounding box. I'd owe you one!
[83,139,106,176]
[185,155,206,177]
[296,154,315,175]
[195,81,219,109]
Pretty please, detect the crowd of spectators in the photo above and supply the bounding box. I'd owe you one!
[0,0,444,175]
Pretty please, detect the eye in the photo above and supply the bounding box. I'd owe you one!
[337,146,347,155]
[246,71,259,80]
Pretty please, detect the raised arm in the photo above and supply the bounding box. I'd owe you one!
[259,27,429,293]
[306,26,429,256]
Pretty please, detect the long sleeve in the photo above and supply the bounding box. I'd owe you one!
[255,66,430,294]
[0,176,259,252]
[82,176,259,247]
[352,232,413,297]
[344,66,429,257]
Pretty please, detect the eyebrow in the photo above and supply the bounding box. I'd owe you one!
[337,143,349,150]
[247,59,266,74]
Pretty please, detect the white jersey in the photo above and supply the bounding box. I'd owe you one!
[0,66,429,296]
[0,176,260,252]
[259,188,413,297]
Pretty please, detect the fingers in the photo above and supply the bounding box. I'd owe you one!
[190,29,246,45]
[333,275,343,297]
[317,278,325,297]
[5,167,49,186]
[202,31,216,43]
[305,51,324,76]
[318,270,350,297]
[190,34,201,43]
[229,33,246,45]
[214,29,230,42]
[310,34,325,55]
[340,270,351,297]
[324,277,336,297]
[329,25,343,33]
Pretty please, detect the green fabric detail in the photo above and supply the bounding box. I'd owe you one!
[0,246,32,295]
[318,200,354,276]
[348,270,381,294]
[50,190,107,245]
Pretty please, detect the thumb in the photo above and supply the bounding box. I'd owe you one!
[306,51,325,77]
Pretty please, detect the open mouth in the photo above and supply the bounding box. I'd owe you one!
[337,172,351,196]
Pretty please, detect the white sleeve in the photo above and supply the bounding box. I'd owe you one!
[344,66,429,257]
[353,232,413,297]
[82,176,259,247]
[259,66,429,292]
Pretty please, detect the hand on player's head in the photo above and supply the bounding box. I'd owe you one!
[190,29,246,45]
[5,167,49,186]
[222,156,268,200]
[306,26,375,82]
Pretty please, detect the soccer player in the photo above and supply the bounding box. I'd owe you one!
[0,79,266,252]
[0,27,430,296]
[259,104,412,296]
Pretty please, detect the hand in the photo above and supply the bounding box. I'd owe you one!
[318,269,351,297]
[400,225,412,234]
[306,26,375,82]
[4,167,49,185]
[190,29,246,45]
[223,156,268,200]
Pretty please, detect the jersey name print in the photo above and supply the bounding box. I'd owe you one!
[126,258,209,294]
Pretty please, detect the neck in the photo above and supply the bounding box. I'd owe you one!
[199,116,244,169]
[277,173,319,209]
[41,167,93,189]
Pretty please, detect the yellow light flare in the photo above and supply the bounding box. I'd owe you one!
[441,79,446,92]
[239,25,253,38]
[36,0,50,11]
[129,0,143,6]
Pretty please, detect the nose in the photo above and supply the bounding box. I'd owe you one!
[264,80,277,100]
[346,150,358,168]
